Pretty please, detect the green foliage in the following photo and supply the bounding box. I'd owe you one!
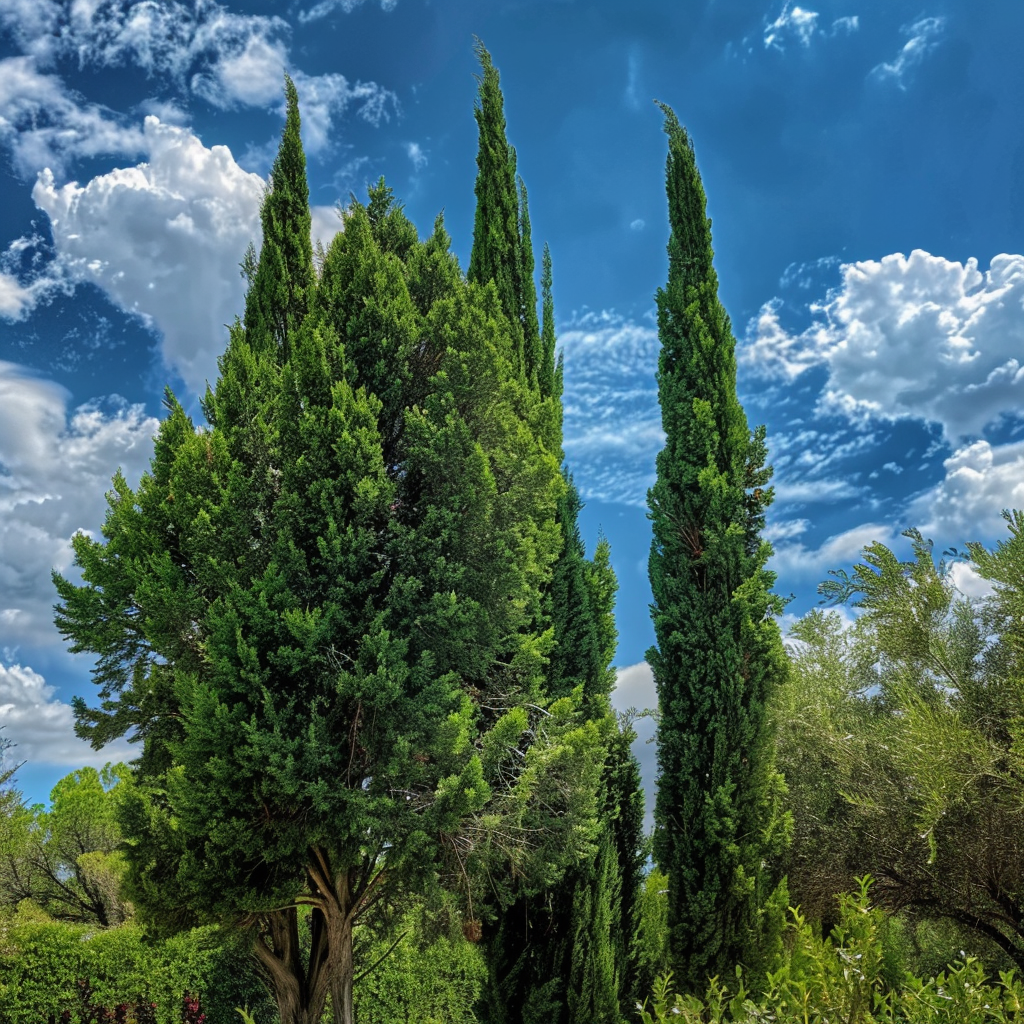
[467,41,540,382]
[353,907,487,1024]
[0,765,130,927]
[242,75,313,358]
[53,76,599,1024]
[781,524,1024,971]
[636,881,1024,1024]
[646,103,788,990]
[0,912,273,1024]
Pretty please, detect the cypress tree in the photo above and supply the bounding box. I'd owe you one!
[647,103,787,991]
[468,40,539,380]
[467,46,647,1024]
[243,75,313,359]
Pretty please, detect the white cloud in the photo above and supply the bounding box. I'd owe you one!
[299,0,398,25]
[770,521,897,582]
[33,116,263,395]
[405,141,427,172]
[909,439,1024,543]
[0,362,158,653]
[743,250,1024,442]
[872,16,945,87]
[764,3,820,50]
[611,661,658,829]
[0,1,396,162]
[0,55,145,176]
[0,272,37,318]
[0,662,135,767]
[559,311,662,507]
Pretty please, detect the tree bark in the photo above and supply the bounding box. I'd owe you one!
[251,906,332,1024]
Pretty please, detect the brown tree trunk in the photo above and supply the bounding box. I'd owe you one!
[251,906,332,1024]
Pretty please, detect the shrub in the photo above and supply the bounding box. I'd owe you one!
[636,879,1024,1024]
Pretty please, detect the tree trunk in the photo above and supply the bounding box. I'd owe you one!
[251,906,332,1024]
[329,915,355,1024]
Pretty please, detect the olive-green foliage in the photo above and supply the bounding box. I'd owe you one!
[636,880,1024,1024]
[782,523,1024,971]
[0,765,130,927]
[353,910,486,1024]
[632,868,672,1002]
[0,911,273,1024]
[646,103,788,989]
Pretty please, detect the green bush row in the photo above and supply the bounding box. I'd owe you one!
[0,910,274,1024]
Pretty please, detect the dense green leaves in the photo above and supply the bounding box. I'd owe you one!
[646,103,787,991]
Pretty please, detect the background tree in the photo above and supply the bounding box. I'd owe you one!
[646,102,788,992]
[0,764,130,927]
[791,523,1024,971]
[54,84,603,1024]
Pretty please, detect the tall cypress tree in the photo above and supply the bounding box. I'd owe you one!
[467,49,646,1024]
[468,40,539,380]
[243,75,313,360]
[647,104,787,991]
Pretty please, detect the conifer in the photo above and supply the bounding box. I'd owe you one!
[243,75,313,359]
[468,41,539,379]
[647,103,787,990]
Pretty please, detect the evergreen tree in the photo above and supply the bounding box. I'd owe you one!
[466,44,646,1024]
[646,104,788,991]
[243,75,313,359]
[467,41,539,381]
[55,87,604,1024]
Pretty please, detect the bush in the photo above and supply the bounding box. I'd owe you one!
[636,879,1024,1024]
[0,910,273,1024]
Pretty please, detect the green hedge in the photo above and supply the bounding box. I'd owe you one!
[0,913,274,1024]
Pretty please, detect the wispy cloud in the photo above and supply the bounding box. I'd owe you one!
[764,3,858,51]
[871,16,945,88]
[0,0,397,165]
[559,310,661,507]
[299,0,398,25]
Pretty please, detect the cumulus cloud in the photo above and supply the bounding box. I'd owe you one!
[33,117,262,395]
[743,250,1024,442]
[770,521,897,583]
[872,16,945,87]
[0,662,134,767]
[0,362,158,653]
[30,118,344,393]
[611,661,658,829]
[909,440,1024,543]
[559,311,662,507]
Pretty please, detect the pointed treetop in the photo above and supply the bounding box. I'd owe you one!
[468,40,541,382]
[242,74,313,360]
[656,101,715,293]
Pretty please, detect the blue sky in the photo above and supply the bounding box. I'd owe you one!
[2,0,1023,808]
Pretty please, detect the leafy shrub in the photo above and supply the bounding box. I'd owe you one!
[0,911,273,1024]
[636,879,1024,1024]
